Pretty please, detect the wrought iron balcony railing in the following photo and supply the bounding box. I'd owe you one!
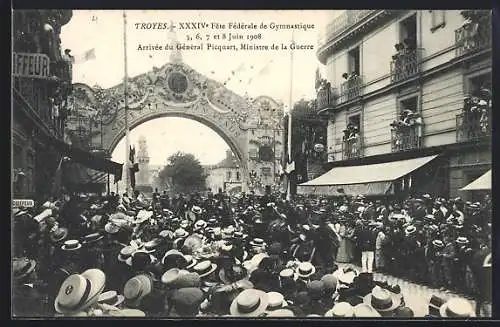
[316,87,337,114]
[318,10,374,47]
[455,16,492,57]
[342,136,363,160]
[456,111,491,143]
[391,125,421,152]
[390,48,423,84]
[339,75,363,103]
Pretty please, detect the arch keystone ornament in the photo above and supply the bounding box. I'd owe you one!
[73,62,284,192]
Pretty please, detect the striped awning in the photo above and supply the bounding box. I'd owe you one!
[88,170,108,184]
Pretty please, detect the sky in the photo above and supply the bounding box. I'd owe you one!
[60,10,340,167]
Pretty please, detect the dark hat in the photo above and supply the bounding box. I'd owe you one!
[13,257,36,280]
[131,251,153,271]
[394,306,414,317]
[219,264,248,285]
[307,280,325,300]
[171,287,204,316]
[268,242,283,255]
[50,227,69,243]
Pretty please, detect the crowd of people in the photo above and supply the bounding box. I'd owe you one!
[12,186,491,317]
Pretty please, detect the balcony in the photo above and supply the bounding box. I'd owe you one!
[316,87,337,114]
[342,136,363,160]
[390,48,423,84]
[391,125,421,152]
[456,111,491,143]
[455,16,491,57]
[339,75,363,104]
[318,10,374,48]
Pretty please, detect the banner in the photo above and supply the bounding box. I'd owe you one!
[12,52,50,79]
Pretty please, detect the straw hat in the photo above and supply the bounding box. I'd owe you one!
[363,286,402,315]
[184,255,198,270]
[279,268,297,281]
[352,303,381,317]
[325,302,354,317]
[175,228,189,238]
[296,262,316,279]
[123,274,153,308]
[267,308,295,317]
[266,292,287,311]
[50,227,69,243]
[440,298,475,318]
[13,257,37,280]
[118,246,136,263]
[162,249,188,267]
[143,238,162,253]
[432,240,445,248]
[161,268,190,286]
[193,260,217,278]
[105,222,120,234]
[405,225,417,236]
[230,289,269,317]
[249,238,266,247]
[82,233,104,245]
[191,206,203,215]
[97,290,125,307]
[61,240,82,251]
[194,220,207,229]
[107,309,146,317]
[54,269,106,314]
[456,237,469,245]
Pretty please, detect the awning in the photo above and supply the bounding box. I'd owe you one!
[49,137,122,180]
[297,155,438,196]
[460,170,491,191]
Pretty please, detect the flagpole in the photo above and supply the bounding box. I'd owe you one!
[286,30,295,202]
[123,10,131,197]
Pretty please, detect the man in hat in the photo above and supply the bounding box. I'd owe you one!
[13,258,47,316]
[441,234,456,291]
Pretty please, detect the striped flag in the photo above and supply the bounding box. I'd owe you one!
[74,48,96,64]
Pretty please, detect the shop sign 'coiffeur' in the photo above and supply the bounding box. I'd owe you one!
[12,52,50,79]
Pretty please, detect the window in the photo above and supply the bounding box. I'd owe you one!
[430,10,446,32]
[400,14,417,50]
[468,72,492,97]
[249,149,258,159]
[26,151,35,193]
[261,167,271,176]
[348,47,360,75]
[226,171,232,180]
[347,114,361,132]
[13,144,23,169]
[399,96,419,117]
[236,171,240,181]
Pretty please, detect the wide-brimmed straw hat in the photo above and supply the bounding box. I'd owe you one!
[191,206,203,215]
[193,260,217,278]
[118,246,136,263]
[352,303,381,317]
[432,240,445,248]
[105,222,121,234]
[230,289,269,317]
[194,220,207,229]
[54,269,106,314]
[175,228,189,238]
[143,238,162,253]
[363,286,402,315]
[249,238,266,247]
[439,298,475,318]
[456,237,469,245]
[405,225,417,236]
[184,255,198,270]
[296,262,316,279]
[162,249,187,267]
[13,257,37,280]
[97,290,125,307]
[50,227,69,243]
[266,292,287,311]
[279,268,298,281]
[161,268,190,286]
[61,240,82,251]
[325,302,354,317]
[123,274,153,308]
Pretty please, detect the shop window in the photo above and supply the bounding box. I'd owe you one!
[430,10,446,32]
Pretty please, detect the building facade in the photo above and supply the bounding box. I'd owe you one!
[12,10,74,202]
[311,10,491,199]
[205,149,243,195]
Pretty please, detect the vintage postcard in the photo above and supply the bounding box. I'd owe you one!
[11,9,492,318]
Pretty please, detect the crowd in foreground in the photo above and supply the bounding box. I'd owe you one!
[12,187,492,317]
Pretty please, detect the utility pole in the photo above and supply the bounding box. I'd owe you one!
[123,10,131,196]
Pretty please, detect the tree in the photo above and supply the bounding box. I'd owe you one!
[158,152,207,194]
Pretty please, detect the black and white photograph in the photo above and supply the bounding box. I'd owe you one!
[11,9,492,318]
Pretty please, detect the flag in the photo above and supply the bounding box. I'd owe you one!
[51,157,64,197]
[130,167,136,189]
[74,48,96,64]
[285,161,295,175]
[129,146,135,164]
